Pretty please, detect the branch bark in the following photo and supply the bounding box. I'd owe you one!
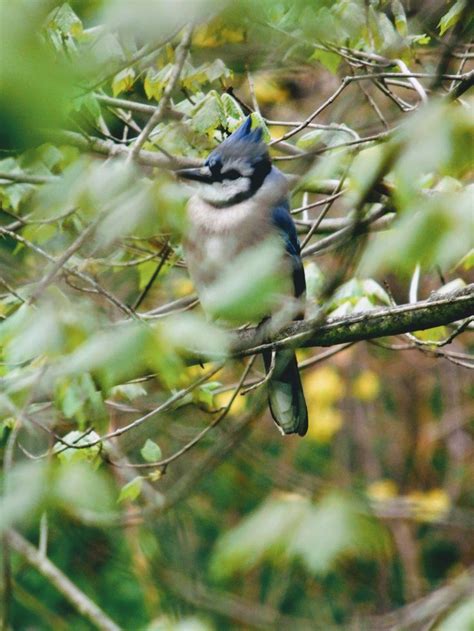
[369,564,474,630]
[226,285,474,359]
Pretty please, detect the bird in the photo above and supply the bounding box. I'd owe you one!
[176,116,308,436]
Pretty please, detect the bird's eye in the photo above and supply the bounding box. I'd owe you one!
[223,169,240,181]
[207,157,222,175]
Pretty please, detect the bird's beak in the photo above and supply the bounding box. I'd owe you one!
[175,166,214,184]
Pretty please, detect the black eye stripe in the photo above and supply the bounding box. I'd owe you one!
[222,169,240,180]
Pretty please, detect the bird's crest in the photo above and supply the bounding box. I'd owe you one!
[227,116,263,144]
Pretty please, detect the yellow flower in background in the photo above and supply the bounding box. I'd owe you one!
[352,370,380,401]
[304,366,345,442]
[171,276,195,297]
[412,326,448,343]
[367,479,398,502]
[304,366,345,408]
[253,76,290,105]
[179,364,204,387]
[193,20,245,48]
[407,489,451,522]
[269,125,287,140]
[214,389,246,415]
[306,407,343,443]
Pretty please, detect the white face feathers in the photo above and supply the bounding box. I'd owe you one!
[197,175,251,205]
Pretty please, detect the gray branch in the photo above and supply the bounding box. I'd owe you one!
[370,564,474,630]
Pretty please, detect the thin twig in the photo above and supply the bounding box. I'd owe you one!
[118,356,257,469]
[128,24,193,163]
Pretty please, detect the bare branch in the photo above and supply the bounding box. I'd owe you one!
[5,530,122,631]
[369,564,474,630]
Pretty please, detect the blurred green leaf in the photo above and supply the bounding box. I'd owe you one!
[112,67,136,96]
[392,0,407,36]
[190,91,227,137]
[199,238,293,323]
[118,476,143,503]
[210,493,310,578]
[0,461,48,532]
[438,0,467,36]
[54,461,115,514]
[53,430,102,464]
[141,439,162,463]
[211,492,390,578]
[437,597,474,630]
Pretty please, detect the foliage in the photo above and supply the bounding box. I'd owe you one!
[0,0,473,629]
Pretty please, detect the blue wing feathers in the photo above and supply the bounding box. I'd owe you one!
[271,199,306,299]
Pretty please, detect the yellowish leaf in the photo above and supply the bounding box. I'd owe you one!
[367,479,398,502]
[172,276,195,298]
[193,20,245,48]
[112,67,136,97]
[407,489,451,522]
[412,326,447,343]
[214,390,246,415]
[352,370,380,401]
[148,469,162,482]
[253,75,290,106]
[304,366,345,408]
[307,407,343,443]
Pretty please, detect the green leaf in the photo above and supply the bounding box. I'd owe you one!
[0,462,47,532]
[454,249,474,271]
[163,313,229,359]
[112,67,136,97]
[211,492,390,579]
[141,439,162,463]
[110,383,147,401]
[289,494,390,575]
[144,65,173,101]
[190,91,226,137]
[392,0,408,36]
[311,49,341,74]
[46,3,83,38]
[196,381,222,408]
[221,93,244,128]
[437,598,474,630]
[196,238,294,323]
[210,493,311,578]
[410,33,431,46]
[53,430,102,465]
[438,0,466,36]
[118,476,143,503]
[304,262,325,300]
[54,462,114,514]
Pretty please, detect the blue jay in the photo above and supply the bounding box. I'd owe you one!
[177,116,308,436]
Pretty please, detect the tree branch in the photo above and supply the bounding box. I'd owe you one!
[5,530,122,631]
[46,129,201,170]
[128,24,193,162]
[369,564,474,630]
[227,285,474,359]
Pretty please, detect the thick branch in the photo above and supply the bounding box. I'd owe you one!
[228,285,474,358]
[46,129,200,169]
[5,530,122,631]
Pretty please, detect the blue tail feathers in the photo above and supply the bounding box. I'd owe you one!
[263,350,308,437]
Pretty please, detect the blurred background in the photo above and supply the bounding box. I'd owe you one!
[0,1,473,629]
